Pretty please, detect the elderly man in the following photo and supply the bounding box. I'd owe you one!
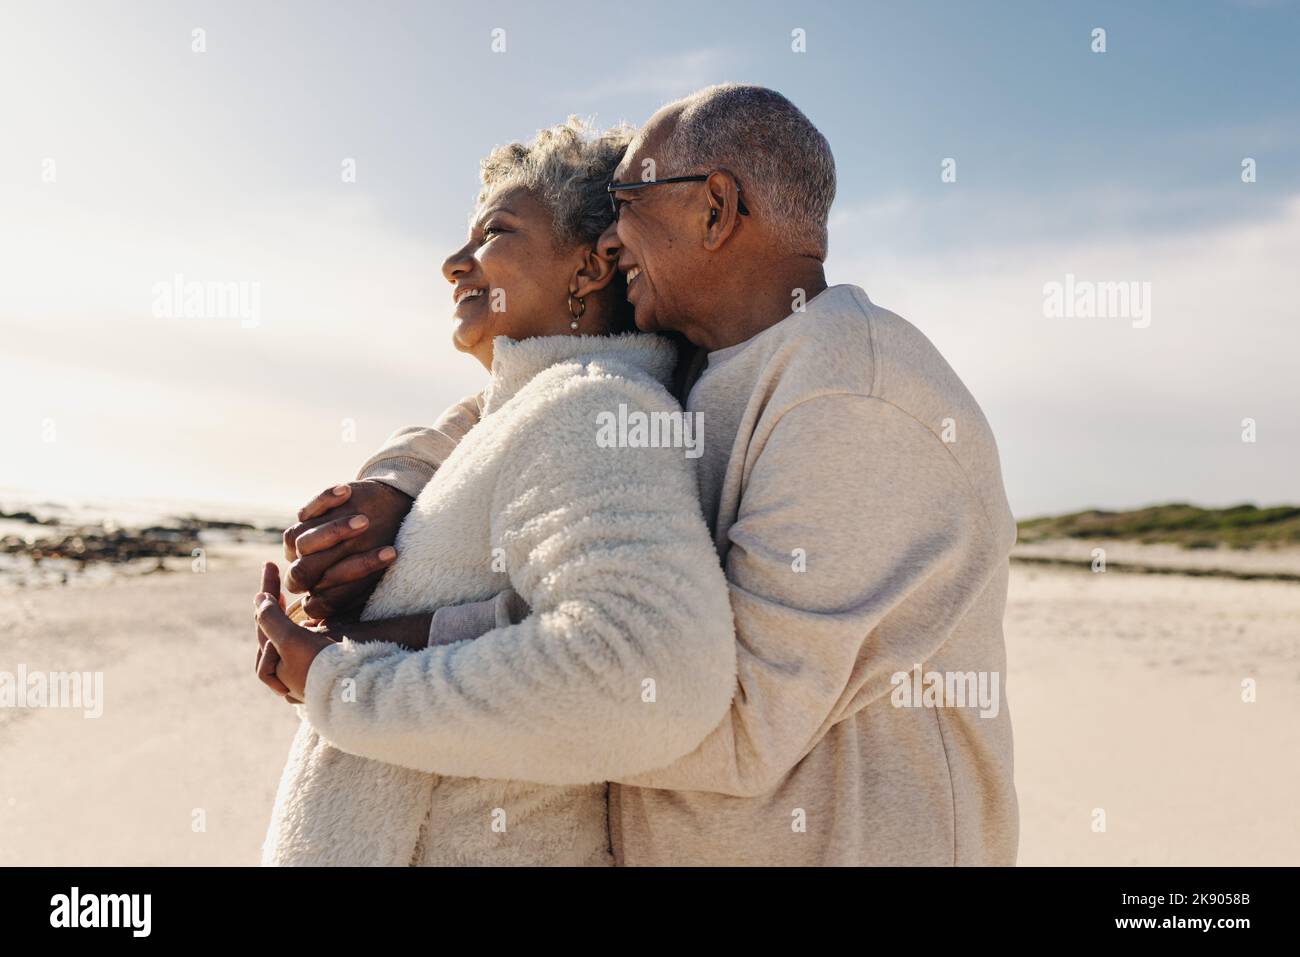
[276,84,1019,866]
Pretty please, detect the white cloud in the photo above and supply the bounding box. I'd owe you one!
[828,195,1300,516]
[0,185,484,512]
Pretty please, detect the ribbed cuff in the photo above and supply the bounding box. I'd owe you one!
[427,597,501,648]
[426,589,531,648]
[356,459,436,500]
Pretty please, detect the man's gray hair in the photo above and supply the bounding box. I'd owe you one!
[658,84,836,259]
[479,116,635,248]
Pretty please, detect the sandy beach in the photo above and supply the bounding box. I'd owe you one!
[2,541,1297,866]
[1005,561,1300,865]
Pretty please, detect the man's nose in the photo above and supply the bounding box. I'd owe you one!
[597,220,623,265]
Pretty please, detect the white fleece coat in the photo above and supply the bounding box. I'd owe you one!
[262,333,736,866]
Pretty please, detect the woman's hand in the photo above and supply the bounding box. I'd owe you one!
[255,562,336,703]
[255,563,298,702]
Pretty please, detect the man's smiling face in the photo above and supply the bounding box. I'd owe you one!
[601,109,704,336]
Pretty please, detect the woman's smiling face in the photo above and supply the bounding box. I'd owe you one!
[442,184,578,370]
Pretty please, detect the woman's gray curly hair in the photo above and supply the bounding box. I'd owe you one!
[478,116,635,248]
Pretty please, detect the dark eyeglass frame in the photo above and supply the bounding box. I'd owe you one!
[606,173,751,218]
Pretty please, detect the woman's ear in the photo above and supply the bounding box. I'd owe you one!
[571,244,618,299]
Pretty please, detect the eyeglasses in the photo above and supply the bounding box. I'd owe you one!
[606,173,751,218]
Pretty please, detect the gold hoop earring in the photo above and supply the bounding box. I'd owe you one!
[567,293,585,333]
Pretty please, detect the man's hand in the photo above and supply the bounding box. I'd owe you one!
[281,480,413,619]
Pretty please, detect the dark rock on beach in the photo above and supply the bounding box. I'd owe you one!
[0,510,283,581]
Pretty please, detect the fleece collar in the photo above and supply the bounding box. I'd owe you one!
[481,332,677,415]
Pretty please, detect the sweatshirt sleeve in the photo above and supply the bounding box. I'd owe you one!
[301,375,737,785]
[355,392,484,499]
[611,392,1007,797]
[425,589,528,648]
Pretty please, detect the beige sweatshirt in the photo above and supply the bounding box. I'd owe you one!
[357,284,1019,865]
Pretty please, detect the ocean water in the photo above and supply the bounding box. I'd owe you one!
[0,488,290,533]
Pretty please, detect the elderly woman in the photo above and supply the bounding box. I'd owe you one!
[254,118,736,866]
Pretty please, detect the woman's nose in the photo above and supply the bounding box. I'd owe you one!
[441,247,473,283]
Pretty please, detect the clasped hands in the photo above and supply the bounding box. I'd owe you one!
[254,480,413,704]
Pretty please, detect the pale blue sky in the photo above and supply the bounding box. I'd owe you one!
[1,0,1297,518]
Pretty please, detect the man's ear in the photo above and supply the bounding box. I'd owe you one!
[572,244,618,299]
[702,170,742,252]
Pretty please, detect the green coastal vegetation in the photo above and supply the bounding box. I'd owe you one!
[1017,504,1300,549]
